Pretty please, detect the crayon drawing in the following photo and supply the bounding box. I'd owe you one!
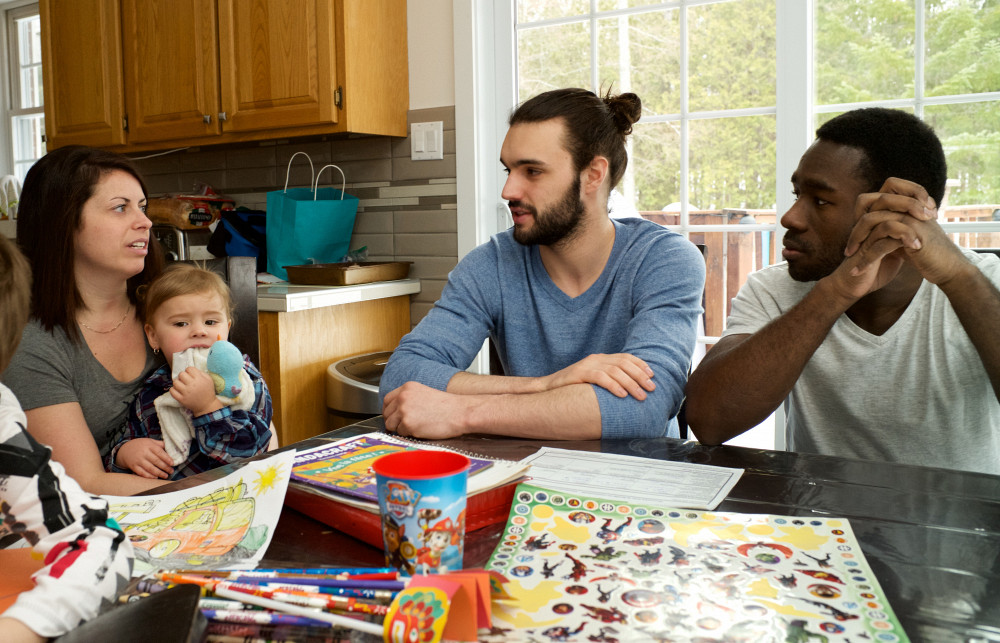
[485,483,909,642]
[104,451,294,576]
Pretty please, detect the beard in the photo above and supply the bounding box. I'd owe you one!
[784,234,848,282]
[511,175,585,247]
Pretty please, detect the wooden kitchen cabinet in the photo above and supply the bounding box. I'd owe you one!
[40,0,407,151]
[39,0,127,147]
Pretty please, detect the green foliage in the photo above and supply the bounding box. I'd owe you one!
[517,0,1000,211]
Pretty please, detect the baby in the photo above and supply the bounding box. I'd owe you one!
[107,263,276,480]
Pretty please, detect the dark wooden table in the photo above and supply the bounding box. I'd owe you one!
[160,417,1000,642]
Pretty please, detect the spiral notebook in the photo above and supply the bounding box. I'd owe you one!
[286,432,529,548]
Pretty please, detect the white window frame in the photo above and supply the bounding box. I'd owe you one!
[1,0,41,180]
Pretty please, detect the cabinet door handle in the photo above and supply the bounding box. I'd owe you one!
[218,112,228,122]
[203,114,212,124]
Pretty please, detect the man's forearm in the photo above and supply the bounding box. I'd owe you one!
[457,383,603,439]
[938,266,1000,401]
[447,370,549,395]
[685,279,850,444]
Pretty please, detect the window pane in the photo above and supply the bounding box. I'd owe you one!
[15,15,44,109]
[517,21,591,102]
[925,0,1000,96]
[16,15,41,64]
[815,0,915,104]
[19,66,44,110]
[630,120,681,212]
[518,0,589,23]
[12,114,46,166]
[688,0,776,112]
[596,9,680,116]
[597,0,664,11]
[924,102,1000,207]
[689,115,776,211]
[686,227,778,336]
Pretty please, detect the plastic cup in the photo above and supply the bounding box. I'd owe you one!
[373,450,469,575]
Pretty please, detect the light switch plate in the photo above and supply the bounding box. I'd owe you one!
[411,121,444,161]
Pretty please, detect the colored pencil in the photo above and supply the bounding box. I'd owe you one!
[211,585,384,637]
[231,571,399,582]
[251,581,396,602]
[203,566,395,576]
[230,575,405,590]
[199,597,259,611]
[157,573,389,616]
[201,608,330,627]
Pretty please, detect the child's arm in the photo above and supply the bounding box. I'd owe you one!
[107,387,174,479]
[191,360,274,466]
[116,438,174,479]
[0,395,133,640]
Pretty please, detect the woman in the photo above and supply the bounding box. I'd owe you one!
[2,146,171,494]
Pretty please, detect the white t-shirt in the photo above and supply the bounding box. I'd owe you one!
[723,248,1000,475]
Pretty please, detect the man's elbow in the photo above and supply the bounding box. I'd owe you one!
[682,392,728,445]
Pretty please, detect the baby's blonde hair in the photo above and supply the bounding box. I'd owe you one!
[0,236,32,372]
[140,262,234,327]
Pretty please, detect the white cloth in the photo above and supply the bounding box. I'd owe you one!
[722,248,1000,475]
[155,347,255,465]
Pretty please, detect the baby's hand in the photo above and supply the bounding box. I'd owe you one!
[117,439,173,479]
[171,367,225,416]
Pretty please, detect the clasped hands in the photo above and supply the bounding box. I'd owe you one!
[831,177,971,300]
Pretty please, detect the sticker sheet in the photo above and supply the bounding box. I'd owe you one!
[104,451,294,577]
[485,483,908,642]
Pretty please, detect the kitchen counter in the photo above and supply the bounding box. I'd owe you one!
[257,278,421,312]
[256,279,420,445]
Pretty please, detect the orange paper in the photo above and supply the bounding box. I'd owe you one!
[451,568,493,626]
[402,571,496,643]
[0,549,44,612]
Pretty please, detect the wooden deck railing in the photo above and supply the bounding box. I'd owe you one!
[640,204,1000,339]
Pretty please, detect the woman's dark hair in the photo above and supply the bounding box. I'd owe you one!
[816,108,948,206]
[509,87,642,190]
[16,145,163,341]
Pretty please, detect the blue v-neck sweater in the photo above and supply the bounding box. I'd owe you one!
[380,217,705,438]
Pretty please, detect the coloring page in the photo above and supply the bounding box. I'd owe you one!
[104,451,294,577]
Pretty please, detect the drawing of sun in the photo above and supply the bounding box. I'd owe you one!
[252,463,285,495]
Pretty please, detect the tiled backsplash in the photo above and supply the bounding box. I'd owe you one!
[132,107,457,327]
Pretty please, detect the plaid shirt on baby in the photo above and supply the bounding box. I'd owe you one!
[107,356,273,480]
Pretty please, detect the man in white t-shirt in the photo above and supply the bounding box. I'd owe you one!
[684,108,1000,475]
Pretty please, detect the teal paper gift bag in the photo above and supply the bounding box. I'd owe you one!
[266,153,359,280]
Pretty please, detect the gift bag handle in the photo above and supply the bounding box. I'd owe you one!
[313,164,347,201]
[282,151,316,192]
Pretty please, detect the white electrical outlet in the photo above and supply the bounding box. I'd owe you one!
[410,121,444,160]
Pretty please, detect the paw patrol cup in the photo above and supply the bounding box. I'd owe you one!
[373,450,469,575]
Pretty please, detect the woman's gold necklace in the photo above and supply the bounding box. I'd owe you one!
[80,303,131,334]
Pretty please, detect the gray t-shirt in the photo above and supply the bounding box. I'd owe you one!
[722,247,1000,475]
[1,320,161,459]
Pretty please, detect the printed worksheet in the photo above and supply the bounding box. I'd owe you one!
[520,447,743,510]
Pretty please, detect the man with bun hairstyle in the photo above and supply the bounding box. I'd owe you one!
[380,88,705,440]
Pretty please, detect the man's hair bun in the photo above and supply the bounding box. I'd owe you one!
[604,92,642,136]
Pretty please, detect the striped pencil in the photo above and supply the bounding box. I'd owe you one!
[157,573,388,616]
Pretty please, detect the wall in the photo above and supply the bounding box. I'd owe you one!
[135,0,459,328]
